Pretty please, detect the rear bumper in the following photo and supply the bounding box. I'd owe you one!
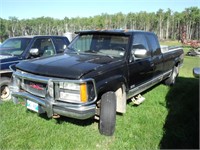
[12,91,96,120]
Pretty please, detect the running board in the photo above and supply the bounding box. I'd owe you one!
[131,94,145,105]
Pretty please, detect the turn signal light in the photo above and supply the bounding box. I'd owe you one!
[80,83,88,103]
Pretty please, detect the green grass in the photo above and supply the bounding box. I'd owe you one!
[0,41,199,149]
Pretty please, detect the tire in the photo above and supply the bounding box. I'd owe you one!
[99,91,116,136]
[0,77,11,101]
[165,66,179,86]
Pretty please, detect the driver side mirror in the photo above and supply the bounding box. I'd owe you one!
[63,45,67,49]
[30,48,39,56]
[133,48,148,58]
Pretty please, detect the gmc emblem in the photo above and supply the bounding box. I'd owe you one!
[29,83,44,90]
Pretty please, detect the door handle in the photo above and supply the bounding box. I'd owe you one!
[150,62,156,71]
[150,63,155,67]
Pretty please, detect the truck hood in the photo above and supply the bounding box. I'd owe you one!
[0,55,20,64]
[0,55,21,70]
[16,53,116,79]
[0,47,21,63]
[0,55,14,61]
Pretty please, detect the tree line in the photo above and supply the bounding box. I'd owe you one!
[0,7,199,42]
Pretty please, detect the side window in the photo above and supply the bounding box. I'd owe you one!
[131,33,150,60]
[31,38,55,57]
[132,33,149,50]
[146,34,160,56]
[53,37,69,53]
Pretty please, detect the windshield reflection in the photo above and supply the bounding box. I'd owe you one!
[67,34,129,58]
[0,38,31,56]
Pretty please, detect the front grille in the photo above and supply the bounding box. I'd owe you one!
[21,80,47,98]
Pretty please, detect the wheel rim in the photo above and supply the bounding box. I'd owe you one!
[1,85,10,99]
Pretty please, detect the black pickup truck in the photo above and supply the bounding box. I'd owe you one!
[11,30,184,136]
[0,35,70,101]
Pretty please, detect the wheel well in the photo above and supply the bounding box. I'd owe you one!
[97,83,127,114]
[97,82,126,99]
[175,62,180,67]
[0,73,12,79]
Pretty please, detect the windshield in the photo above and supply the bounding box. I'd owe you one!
[67,34,129,58]
[0,38,31,56]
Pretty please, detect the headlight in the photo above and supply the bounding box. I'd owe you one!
[48,80,54,97]
[58,82,88,103]
[59,82,80,90]
[14,76,21,87]
[11,75,21,92]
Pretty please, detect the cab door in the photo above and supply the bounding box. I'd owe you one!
[128,33,154,90]
[146,33,164,78]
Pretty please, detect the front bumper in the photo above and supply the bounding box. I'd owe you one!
[12,91,96,120]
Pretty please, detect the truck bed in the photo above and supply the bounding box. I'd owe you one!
[161,45,182,53]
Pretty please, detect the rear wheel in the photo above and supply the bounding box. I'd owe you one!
[165,66,179,86]
[0,77,11,101]
[99,91,116,136]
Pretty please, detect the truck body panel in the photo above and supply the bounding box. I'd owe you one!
[10,30,184,135]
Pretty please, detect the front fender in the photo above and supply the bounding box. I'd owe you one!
[96,74,128,96]
[9,64,16,72]
[0,64,16,77]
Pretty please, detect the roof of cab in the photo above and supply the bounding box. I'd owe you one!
[75,29,154,35]
[8,35,67,39]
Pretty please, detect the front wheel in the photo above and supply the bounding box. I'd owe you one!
[99,91,116,136]
[0,77,11,101]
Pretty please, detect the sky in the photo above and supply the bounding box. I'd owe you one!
[0,0,199,20]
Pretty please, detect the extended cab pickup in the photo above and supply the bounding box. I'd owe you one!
[11,30,184,136]
[0,35,70,101]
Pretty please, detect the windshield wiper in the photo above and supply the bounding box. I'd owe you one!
[0,53,14,56]
[83,50,114,59]
[84,50,98,53]
[65,47,79,54]
[97,51,114,59]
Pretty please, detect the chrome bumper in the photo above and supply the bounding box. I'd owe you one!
[12,91,96,120]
